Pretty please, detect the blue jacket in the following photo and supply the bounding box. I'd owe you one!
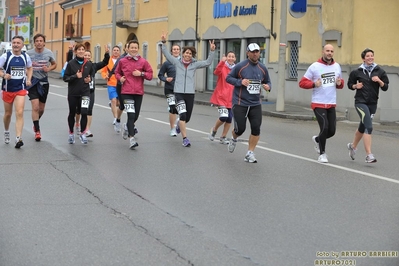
[226,59,271,106]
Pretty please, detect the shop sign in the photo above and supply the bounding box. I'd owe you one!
[213,0,257,19]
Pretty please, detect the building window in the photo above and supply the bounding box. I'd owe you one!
[97,0,101,12]
[49,13,52,29]
[142,43,148,59]
[35,17,38,31]
[226,39,241,63]
[288,41,299,79]
[108,0,112,9]
[55,12,58,28]
[94,44,101,63]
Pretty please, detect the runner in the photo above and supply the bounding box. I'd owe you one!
[208,52,236,144]
[83,45,110,137]
[161,31,216,147]
[101,45,121,129]
[226,43,271,162]
[0,35,33,148]
[26,33,57,141]
[114,40,153,149]
[63,43,93,144]
[158,43,181,137]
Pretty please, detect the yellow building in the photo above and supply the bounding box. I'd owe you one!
[33,0,399,121]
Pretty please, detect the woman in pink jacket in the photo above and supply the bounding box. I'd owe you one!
[208,51,236,144]
[115,40,153,149]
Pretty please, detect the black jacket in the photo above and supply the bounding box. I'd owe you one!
[158,60,176,92]
[63,56,93,97]
[347,64,389,105]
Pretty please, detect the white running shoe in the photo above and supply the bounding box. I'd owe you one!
[208,128,216,141]
[347,143,356,160]
[79,133,88,144]
[312,135,320,154]
[4,131,10,144]
[68,134,75,144]
[85,130,93,137]
[112,118,116,125]
[365,153,377,163]
[244,152,257,163]
[228,139,237,153]
[75,125,80,135]
[114,122,121,133]
[129,137,138,149]
[219,137,229,145]
[122,123,128,140]
[170,128,177,137]
[318,153,328,163]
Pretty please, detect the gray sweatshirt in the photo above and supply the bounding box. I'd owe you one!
[161,43,215,94]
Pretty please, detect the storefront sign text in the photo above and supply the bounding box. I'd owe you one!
[213,0,257,19]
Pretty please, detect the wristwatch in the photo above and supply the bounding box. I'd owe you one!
[141,72,144,77]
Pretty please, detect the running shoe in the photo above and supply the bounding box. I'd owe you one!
[15,137,24,149]
[219,137,229,145]
[68,134,75,144]
[228,139,237,153]
[85,130,93,137]
[114,122,121,133]
[108,101,112,107]
[182,138,191,147]
[112,118,116,125]
[318,153,328,163]
[122,123,128,140]
[75,124,80,135]
[365,154,377,163]
[79,133,88,144]
[347,143,356,160]
[208,128,216,141]
[4,131,10,144]
[175,120,180,134]
[170,128,177,137]
[312,135,320,154]
[35,131,41,141]
[244,152,257,163]
[129,137,138,149]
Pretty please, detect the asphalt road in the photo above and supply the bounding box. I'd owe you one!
[1,77,399,266]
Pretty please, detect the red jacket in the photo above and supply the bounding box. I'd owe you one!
[210,61,234,108]
[115,55,153,95]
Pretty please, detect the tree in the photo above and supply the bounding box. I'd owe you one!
[20,0,33,11]
[0,22,4,42]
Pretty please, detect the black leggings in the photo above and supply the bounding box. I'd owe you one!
[175,93,194,123]
[120,94,143,137]
[232,104,262,136]
[88,90,95,116]
[313,107,336,154]
[68,95,88,134]
[355,103,376,134]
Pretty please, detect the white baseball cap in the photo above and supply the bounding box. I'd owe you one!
[247,43,260,52]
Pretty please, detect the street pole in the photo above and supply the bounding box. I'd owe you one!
[276,0,287,112]
[111,0,116,47]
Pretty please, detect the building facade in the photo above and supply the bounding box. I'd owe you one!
[33,0,399,121]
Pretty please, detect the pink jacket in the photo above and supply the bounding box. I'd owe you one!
[115,55,153,95]
[210,61,234,108]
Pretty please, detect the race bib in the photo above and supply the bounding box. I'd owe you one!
[247,79,261,94]
[218,106,228,118]
[321,72,336,88]
[89,80,94,89]
[81,96,90,109]
[10,67,25,80]
[124,99,135,113]
[176,100,187,114]
[166,94,176,105]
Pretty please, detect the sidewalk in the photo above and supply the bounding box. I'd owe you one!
[144,84,347,121]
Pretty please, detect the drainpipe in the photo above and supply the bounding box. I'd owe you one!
[270,0,277,39]
[60,4,65,68]
[195,0,200,42]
